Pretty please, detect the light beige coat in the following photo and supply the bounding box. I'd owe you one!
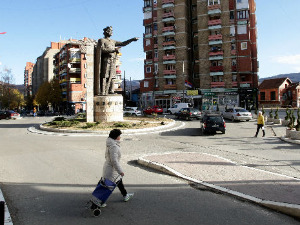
[102,137,123,181]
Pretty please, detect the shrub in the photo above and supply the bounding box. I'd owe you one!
[113,122,131,128]
[262,105,265,115]
[269,108,273,118]
[285,108,290,121]
[53,116,65,121]
[275,107,279,119]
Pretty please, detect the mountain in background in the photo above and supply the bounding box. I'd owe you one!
[259,72,300,83]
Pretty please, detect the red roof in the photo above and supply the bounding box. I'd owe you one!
[259,78,291,89]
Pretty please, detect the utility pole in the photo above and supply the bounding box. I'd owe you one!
[123,71,126,107]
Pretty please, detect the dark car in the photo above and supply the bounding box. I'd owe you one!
[0,111,10,119]
[200,114,226,134]
[175,108,202,120]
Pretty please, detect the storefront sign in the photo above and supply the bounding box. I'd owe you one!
[186,90,199,96]
[204,92,216,96]
[225,92,238,95]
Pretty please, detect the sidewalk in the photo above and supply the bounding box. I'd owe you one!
[138,124,300,219]
[0,189,12,225]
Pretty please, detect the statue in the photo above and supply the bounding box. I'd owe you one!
[95,26,138,95]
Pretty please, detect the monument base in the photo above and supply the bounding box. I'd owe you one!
[94,95,123,122]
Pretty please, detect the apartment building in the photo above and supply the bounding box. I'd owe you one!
[141,0,258,111]
[32,41,68,95]
[24,62,35,96]
[53,37,123,114]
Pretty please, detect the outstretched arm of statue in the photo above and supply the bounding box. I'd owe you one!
[116,37,139,47]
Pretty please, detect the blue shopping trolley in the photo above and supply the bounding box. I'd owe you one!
[89,176,122,217]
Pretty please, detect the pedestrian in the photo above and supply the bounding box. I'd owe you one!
[255,111,265,137]
[102,129,134,205]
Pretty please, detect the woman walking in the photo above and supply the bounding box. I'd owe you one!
[102,129,134,204]
[255,111,265,137]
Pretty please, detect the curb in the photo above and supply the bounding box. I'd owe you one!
[0,189,13,225]
[29,120,185,136]
[137,156,300,219]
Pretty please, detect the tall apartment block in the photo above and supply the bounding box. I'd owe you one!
[24,62,35,96]
[140,0,258,111]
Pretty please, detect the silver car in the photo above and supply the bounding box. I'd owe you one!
[222,107,252,121]
[123,107,142,116]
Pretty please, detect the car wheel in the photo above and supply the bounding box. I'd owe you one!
[167,110,172,115]
[222,130,225,134]
[185,116,189,121]
[246,120,249,121]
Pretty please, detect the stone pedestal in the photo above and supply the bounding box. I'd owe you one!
[94,95,123,122]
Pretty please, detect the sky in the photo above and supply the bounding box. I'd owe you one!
[0,0,300,85]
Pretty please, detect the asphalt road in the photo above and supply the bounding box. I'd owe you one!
[0,116,299,225]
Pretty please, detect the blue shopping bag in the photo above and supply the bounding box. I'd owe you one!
[92,178,117,204]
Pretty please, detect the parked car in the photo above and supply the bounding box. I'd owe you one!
[0,111,10,119]
[8,110,21,119]
[123,107,142,116]
[143,105,163,115]
[174,108,202,120]
[222,107,252,121]
[167,103,192,114]
[200,113,226,134]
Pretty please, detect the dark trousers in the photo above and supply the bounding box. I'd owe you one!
[117,179,127,196]
[255,124,265,137]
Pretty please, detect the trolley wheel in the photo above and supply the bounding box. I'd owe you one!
[93,208,101,217]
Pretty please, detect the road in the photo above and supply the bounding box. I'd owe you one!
[0,116,299,225]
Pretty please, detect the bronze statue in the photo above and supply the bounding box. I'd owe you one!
[95,26,138,95]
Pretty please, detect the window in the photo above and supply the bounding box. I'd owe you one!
[144,81,149,88]
[145,25,152,34]
[144,11,152,20]
[237,25,247,34]
[154,49,158,58]
[260,92,265,101]
[144,0,151,7]
[230,25,235,36]
[146,66,151,73]
[230,11,234,20]
[241,42,247,50]
[145,39,151,46]
[154,63,158,73]
[232,75,237,82]
[208,0,220,5]
[271,91,276,100]
[237,10,248,19]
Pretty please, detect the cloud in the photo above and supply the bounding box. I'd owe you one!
[273,54,300,65]
[128,57,144,62]
[0,61,2,66]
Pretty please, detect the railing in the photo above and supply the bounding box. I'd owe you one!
[164,84,177,90]
[163,70,176,75]
[208,19,221,26]
[209,51,223,56]
[162,0,174,4]
[163,55,176,60]
[162,41,175,46]
[163,12,174,18]
[162,26,174,32]
[211,82,225,87]
[210,66,223,72]
[70,78,81,83]
[208,4,221,10]
[208,34,222,40]
[69,68,81,73]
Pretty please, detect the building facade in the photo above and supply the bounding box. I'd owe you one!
[24,62,35,96]
[141,0,258,111]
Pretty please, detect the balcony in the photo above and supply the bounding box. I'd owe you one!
[208,4,221,15]
[163,12,174,18]
[60,79,67,84]
[69,68,81,73]
[164,84,177,90]
[210,66,223,72]
[162,26,174,32]
[163,41,175,46]
[240,81,252,88]
[208,19,221,26]
[144,59,153,65]
[154,57,159,62]
[154,44,158,48]
[163,70,176,75]
[209,51,223,56]
[70,78,81,83]
[211,82,225,88]
[116,69,121,74]
[209,34,222,41]
[232,65,237,72]
[231,50,236,55]
[162,0,174,8]
[69,58,81,63]
[163,55,176,60]
[232,81,238,87]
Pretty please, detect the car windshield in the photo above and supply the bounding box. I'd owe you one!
[235,108,248,112]
[207,116,223,122]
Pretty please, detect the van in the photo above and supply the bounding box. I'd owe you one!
[167,103,192,114]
